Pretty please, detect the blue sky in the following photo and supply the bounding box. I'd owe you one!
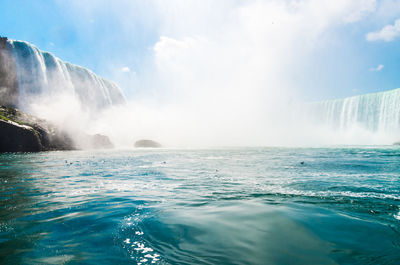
[1,0,400,101]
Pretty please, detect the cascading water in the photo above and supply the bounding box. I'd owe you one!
[7,39,125,112]
[310,88,400,133]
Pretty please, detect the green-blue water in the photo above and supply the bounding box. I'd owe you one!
[1,147,399,264]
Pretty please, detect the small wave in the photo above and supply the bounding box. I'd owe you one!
[119,210,162,264]
[394,211,400,221]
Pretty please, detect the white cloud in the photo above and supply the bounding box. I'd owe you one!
[366,18,400,41]
[121,66,130,72]
[374,0,400,20]
[370,64,384,71]
[342,0,377,22]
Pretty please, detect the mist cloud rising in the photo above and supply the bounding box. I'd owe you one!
[34,0,391,147]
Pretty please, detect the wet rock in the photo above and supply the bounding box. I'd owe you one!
[134,139,162,148]
[90,134,114,149]
[0,119,42,152]
[0,106,75,152]
[76,133,114,149]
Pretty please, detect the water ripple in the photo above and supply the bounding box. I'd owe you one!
[0,147,400,264]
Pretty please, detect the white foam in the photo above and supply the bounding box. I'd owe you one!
[394,211,400,220]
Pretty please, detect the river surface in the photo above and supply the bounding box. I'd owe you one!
[0,147,399,264]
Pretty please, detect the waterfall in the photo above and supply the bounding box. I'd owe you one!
[7,39,126,112]
[310,88,400,133]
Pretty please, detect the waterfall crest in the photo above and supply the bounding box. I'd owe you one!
[311,88,400,133]
[7,39,125,112]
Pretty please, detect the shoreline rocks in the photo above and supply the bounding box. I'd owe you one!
[0,106,75,152]
[0,106,114,152]
[0,119,43,152]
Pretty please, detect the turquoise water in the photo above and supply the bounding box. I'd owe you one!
[0,147,399,264]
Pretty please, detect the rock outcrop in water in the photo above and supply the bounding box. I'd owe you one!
[134,139,162,148]
[90,134,114,149]
[75,133,114,150]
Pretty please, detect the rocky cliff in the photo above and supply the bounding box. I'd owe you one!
[0,36,121,152]
[0,106,74,152]
[0,37,18,107]
[0,106,114,152]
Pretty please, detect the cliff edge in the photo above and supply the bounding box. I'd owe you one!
[0,106,75,152]
[0,106,114,152]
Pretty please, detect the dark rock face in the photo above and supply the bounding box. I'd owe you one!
[0,120,42,152]
[0,106,115,152]
[0,106,75,152]
[134,139,162,148]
